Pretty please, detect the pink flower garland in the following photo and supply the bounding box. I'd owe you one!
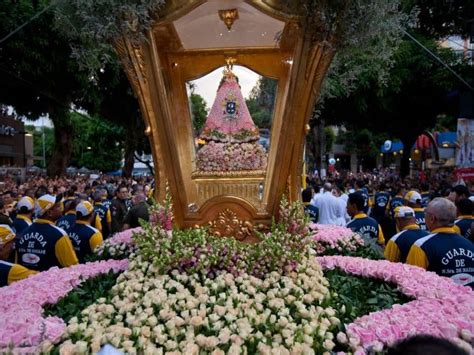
[107,227,142,246]
[317,256,474,353]
[0,259,129,353]
[310,224,364,254]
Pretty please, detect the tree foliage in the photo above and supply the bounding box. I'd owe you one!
[0,0,97,176]
[321,34,466,175]
[189,93,208,134]
[246,77,277,129]
[69,113,123,172]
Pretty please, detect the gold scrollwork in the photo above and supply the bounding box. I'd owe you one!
[208,209,253,241]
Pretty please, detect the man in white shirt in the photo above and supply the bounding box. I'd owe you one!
[311,183,343,225]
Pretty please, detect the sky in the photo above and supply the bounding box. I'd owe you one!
[19,65,260,127]
[189,65,260,109]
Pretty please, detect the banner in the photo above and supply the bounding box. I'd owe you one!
[455,167,474,181]
[456,118,474,167]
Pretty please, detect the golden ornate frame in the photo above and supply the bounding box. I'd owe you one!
[116,0,335,241]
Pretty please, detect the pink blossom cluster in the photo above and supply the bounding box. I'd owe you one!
[107,227,142,246]
[310,224,364,255]
[196,141,267,171]
[317,256,474,353]
[0,259,129,353]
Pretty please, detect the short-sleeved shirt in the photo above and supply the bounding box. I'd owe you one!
[67,221,103,263]
[12,215,32,235]
[420,192,430,208]
[356,189,370,214]
[388,196,404,217]
[16,219,78,271]
[371,191,391,219]
[347,213,385,245]
[94,202,112,238]
[56,212,76,231]
[384,225,428,263]
[413,208,427,231]
[406,227,474,288]
[0,261,37,287]
[304,203,319,223]
[454,216,474,242]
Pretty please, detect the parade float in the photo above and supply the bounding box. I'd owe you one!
[1,1,473,354]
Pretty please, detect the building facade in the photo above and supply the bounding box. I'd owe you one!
[0,114,33,167]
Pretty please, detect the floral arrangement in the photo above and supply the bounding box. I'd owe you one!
[58,254,341,354]
[318,256,474,354]
[2,195,472,354]
[310,224,365,255]
[93,227,141,260]
[196,141,267,172]
[0,259,128,353]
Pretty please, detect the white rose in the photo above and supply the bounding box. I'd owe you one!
[323,339,335,350]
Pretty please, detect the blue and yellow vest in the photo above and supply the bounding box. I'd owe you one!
[407,227,474,288]
[413,208,427,231]
[303,203,319,223]
[454,216,474,242]
[347,213,385,245]
[56,212,76,231]
[16,219,78,271]
[12,215,32,235]
[0,260,37,286]
[67,221,102,263]
[384,225,428,263]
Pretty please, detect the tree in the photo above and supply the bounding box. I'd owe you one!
[0,0,97,176]
[25,124,54,167]
[190,93,208,134]
[320,35,465,176]
[246,77,278,128]
[69,112,123,172]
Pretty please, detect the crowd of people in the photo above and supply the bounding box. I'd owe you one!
[0,169,473,290]
[303,169,474,289]
[0,175,153,286]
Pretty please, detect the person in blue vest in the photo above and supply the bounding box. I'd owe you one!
[407,198,474,289]
[0,260,37,287]
[420,182,431,208]
[92,191,112,239]
[56,199,78,231]
[384,207,428,263]
[12,196,34,235]
[404,190,427,231]
[355,180,370,214]
[302,187,318,223]
[453,198,474,242]
[346,192,385,247]
[67,201,103,263]
[370,183,391,223]
[16,194,78,272]
[388,185,405,218]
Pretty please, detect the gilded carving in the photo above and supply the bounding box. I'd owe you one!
[208,209,253,241]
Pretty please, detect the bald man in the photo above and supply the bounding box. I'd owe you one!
[406,198,474,289]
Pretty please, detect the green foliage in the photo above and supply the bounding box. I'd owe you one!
[54,0,166,75]
[324,269,411,334]
[69,112,123,172]
[43,271,119,323]
[324,127,335,153]
[338,129,388,159]
[190,93,208,133]
[246,77,277,128]
[434,114,457,132]
[25,125,54,167]
[134,195,312,278]
[401,0,474,38]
